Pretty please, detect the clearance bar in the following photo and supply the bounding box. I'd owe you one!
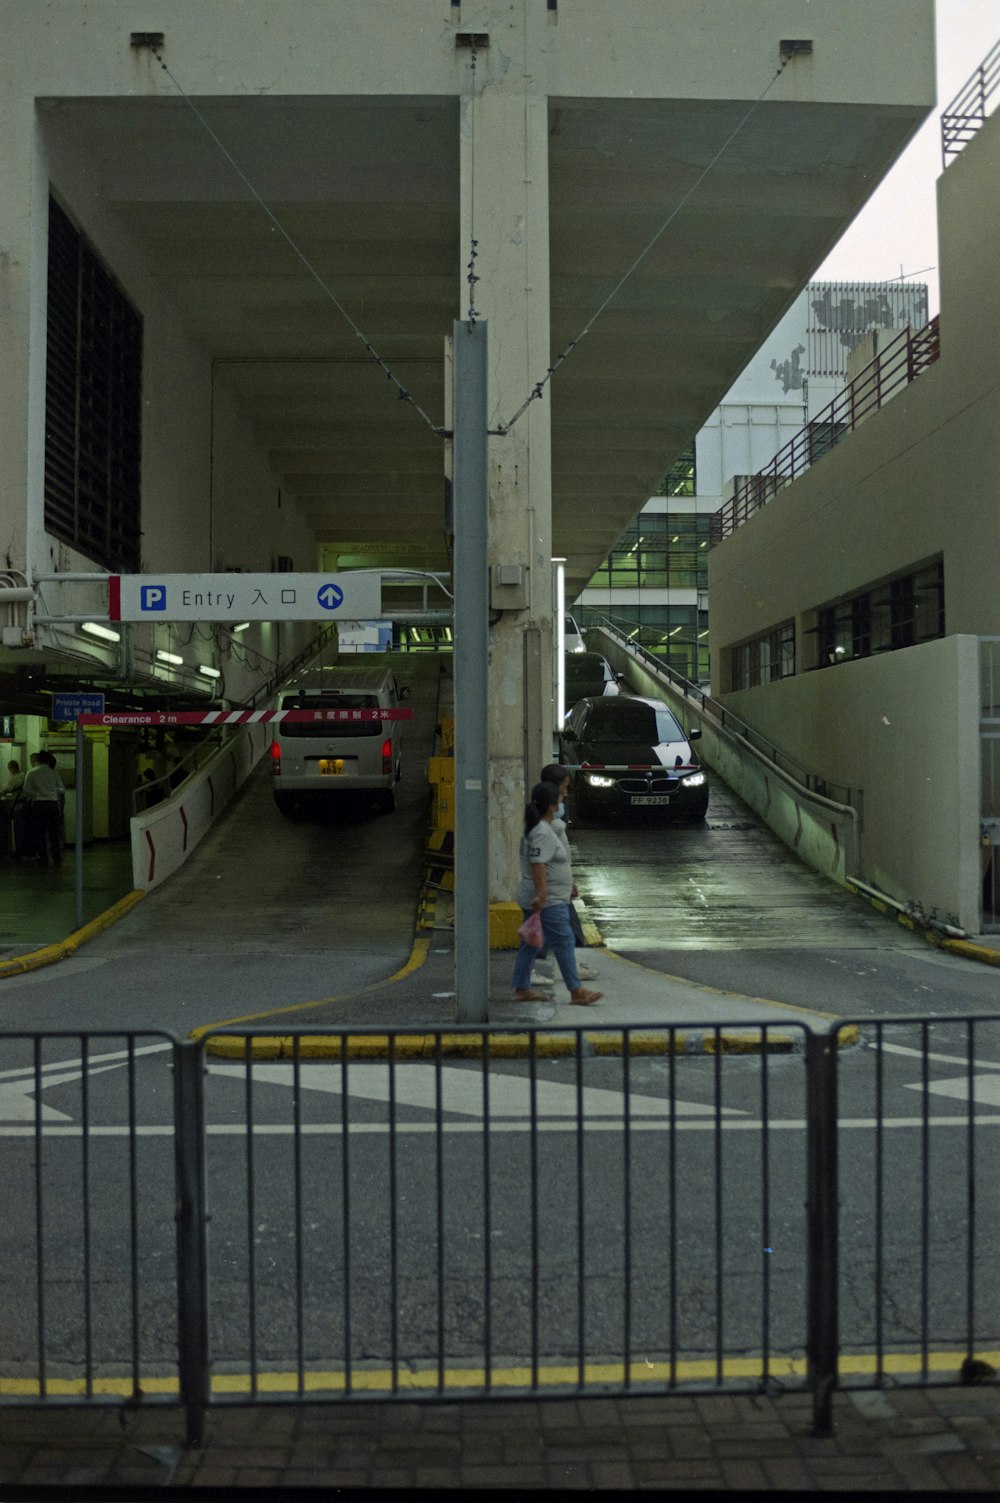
[77,709,413,727]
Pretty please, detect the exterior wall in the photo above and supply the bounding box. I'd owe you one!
[707,109,1000,929]
[722,637,981,928]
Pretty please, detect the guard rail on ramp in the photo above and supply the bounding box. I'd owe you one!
[130,719,271,891]
[589,626,859,887]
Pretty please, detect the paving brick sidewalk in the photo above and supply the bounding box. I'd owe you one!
[3,1386,999,1491]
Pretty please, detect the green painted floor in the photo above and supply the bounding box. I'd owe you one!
[0,840,136,952]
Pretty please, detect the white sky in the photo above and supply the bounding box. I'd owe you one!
[814,0,1000,313]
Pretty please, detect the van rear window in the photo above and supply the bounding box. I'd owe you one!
[279,693,381,737]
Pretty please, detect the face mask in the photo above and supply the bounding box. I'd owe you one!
[557,802,566,820]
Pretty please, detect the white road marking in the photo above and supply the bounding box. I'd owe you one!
[874,1040,1000,1071]
[904,1074,1000,1107]
[4,1115,1000,1139]
[0,1041,172,1084]
[206,1061,747,1119]
[0,1062,141,1122]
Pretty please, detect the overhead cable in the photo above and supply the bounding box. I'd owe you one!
[149,48,444,435]
[494,55,794,436]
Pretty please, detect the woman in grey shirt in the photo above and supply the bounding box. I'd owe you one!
[513,782,603,1005]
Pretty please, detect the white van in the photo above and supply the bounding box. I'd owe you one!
[271,665,408,815]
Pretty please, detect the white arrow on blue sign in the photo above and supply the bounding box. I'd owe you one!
[317,582,345,611]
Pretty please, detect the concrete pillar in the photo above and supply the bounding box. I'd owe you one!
[459,14,553,903]
[0,100,49,581]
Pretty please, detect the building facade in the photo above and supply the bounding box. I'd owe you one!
[706,80,1000,931]
[577,280,928,685]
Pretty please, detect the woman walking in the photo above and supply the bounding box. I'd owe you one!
[513,781,603,1005]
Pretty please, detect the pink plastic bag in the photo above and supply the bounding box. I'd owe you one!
[517,909,544,948]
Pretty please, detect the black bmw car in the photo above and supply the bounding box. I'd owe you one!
[560,695,709,821]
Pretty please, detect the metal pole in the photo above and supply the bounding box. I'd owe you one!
[74,717,84,930]
[452,318,490,1024]
[173,1040,209,1447]
[805,1029,840,1437]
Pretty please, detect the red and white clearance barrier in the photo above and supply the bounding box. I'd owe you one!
[80,708,412,727]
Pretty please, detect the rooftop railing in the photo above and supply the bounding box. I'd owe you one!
[941,36,1000,165]
[709,316,940,548]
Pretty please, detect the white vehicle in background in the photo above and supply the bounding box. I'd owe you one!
[564,614,586,653]
[271,664,408,815]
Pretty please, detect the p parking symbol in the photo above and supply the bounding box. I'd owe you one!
[140,585,167,612]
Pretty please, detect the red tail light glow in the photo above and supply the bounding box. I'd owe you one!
[382,737,392,774]
[271,740,281,776]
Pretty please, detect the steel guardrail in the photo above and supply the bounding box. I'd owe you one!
[2,1017,997,1446]
[941,37,1000,165]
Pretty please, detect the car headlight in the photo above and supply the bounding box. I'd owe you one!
[585,774,615,788]
[681,771,706,788]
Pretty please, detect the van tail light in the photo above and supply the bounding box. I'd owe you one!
[382,737,393,775]
[271,740,281,776]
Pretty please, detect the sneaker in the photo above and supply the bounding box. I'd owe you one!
[532,961,557,983]
[529,974,555,992]
[575,962,598,981]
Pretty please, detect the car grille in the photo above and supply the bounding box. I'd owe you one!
[617,775,680,794]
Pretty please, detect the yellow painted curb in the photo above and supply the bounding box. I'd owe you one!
[192,884,438,1048]
[0,889,145,979]
[488,901,524,950]
[195,1026,835,1061]
[2,1346,996,1398]
[847,880,1000,967]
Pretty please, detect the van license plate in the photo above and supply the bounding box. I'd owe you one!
[318,760,345,775]
[631,795,670,805]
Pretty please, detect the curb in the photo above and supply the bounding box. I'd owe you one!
[196,1024,858,1061]
[191,881,439,1049]
[847,879,1000,966]
[0,889,145,979]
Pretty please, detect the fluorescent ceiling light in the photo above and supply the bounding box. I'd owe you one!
[80,621,121,643]
[231,622,251,633]
[198,665,221,679]
[155,650,183,666]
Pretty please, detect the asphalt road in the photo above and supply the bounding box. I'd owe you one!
[3,1023,999,1384]
[568,770,1000,1019]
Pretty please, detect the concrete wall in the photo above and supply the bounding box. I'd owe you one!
[131,719,271,890]
[723,636,981,927]
[592,627,859,890]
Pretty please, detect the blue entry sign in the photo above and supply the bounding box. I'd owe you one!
[53,692,106,721]
[110,572,381,623]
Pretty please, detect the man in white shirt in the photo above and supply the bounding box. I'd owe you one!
[22,751,64,867]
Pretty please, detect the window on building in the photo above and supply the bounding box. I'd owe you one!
[730,621,795,690]
[817,560,944,667]
[45,197,143,572]
[656,443,696,497]
[585,513,711,592]
[577,604,710,684]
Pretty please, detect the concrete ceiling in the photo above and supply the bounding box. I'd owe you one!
[44,88,925,601]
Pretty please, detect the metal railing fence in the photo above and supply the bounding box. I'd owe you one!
[1,1018,997,1446]
[942,36,1000,165]
[710,318,940,548]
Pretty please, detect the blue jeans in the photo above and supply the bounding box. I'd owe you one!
[513,902,580,993]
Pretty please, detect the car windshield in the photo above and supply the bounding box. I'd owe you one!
[566,654,611,686]
[584,701,683,745]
